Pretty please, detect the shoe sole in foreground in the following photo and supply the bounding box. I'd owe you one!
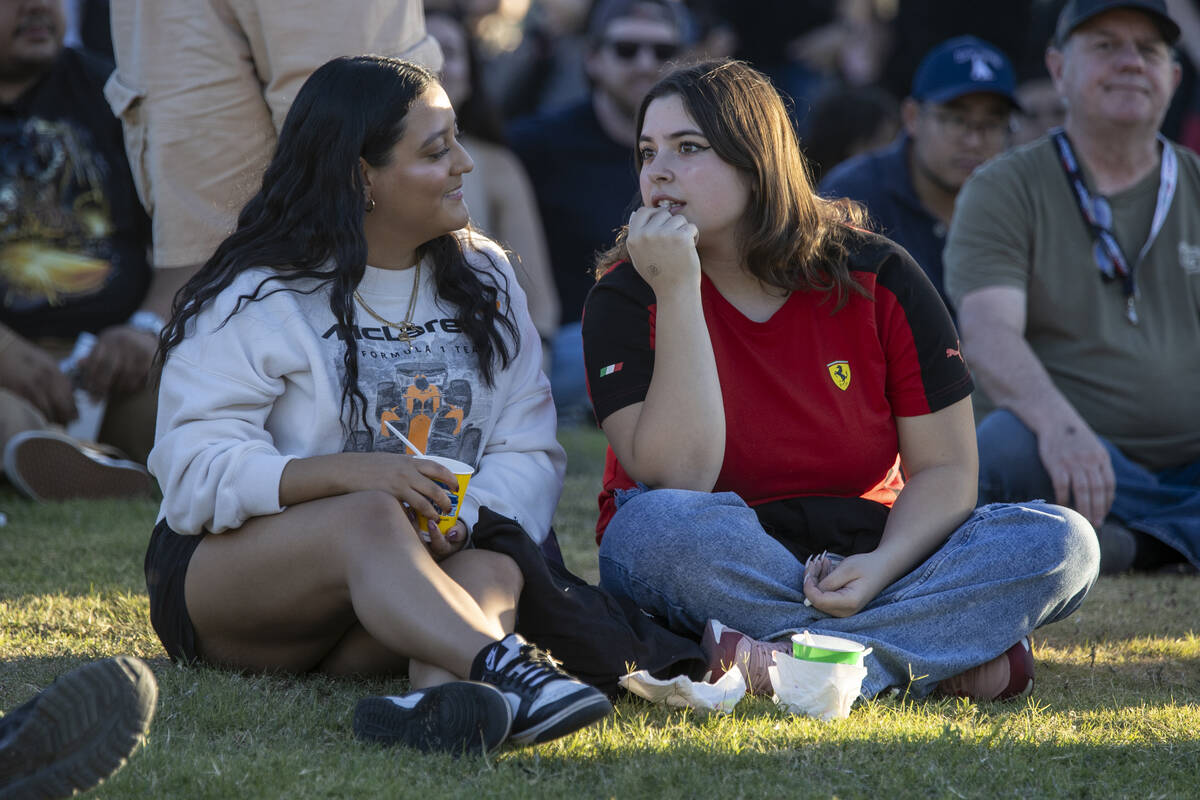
[353,682,512,756]
[2,430,154,502]
[0,656,158,800]
[507,691,613,747]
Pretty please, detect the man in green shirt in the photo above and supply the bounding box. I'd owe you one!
[945,0,1200,574]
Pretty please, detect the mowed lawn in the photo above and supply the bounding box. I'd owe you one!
[2,427,1198,799]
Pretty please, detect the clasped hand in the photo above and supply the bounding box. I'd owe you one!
[626,205,701,292]
[802,551,892,618]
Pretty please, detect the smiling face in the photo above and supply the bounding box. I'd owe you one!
[1048,8,1180,132]
[637,93,750,250]
[361,85,474,262]
[0,0,65,82]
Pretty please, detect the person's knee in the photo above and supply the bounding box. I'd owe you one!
[599,488,747,593]
[459,548,523,594]
[601,489,724,562]
[342,490,414,551]
[1026,503,1100,589]
[977,411,1052,504]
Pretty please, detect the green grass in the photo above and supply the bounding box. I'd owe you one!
[2,427,1199,798]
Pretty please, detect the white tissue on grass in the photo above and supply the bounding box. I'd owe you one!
[768,650,868,721]
[619,666,746,713]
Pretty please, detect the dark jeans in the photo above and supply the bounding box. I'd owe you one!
[977,410,1200,569]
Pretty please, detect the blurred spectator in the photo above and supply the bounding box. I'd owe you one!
[1164,0,1200,149]
[104,0,440,358]
[478,0,594,119]
[802,83,900,181]
[820,36,1018,313]
[1013,76,1067,145]
[508,0,690,425]
[0,0,157,500]
[881,1,1034,99]
[715,0,891,123]
[427,10,561,351]
[946,0,1200,574]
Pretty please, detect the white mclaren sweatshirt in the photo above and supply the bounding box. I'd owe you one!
[149,236,565,542]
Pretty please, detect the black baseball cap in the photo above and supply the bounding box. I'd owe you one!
[1054,0,1181,46]
[911,36,1020,109]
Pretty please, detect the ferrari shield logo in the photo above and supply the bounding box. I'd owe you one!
[827,360,851,391]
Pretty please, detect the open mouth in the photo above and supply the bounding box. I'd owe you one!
[655,199,684,212]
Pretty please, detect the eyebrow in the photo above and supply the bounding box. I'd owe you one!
[639,128,705,142]
[419,123,455,150]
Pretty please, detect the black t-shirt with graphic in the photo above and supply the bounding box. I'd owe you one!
[0,47,150,339]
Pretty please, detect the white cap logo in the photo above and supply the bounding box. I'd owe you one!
[955,47,1002,83]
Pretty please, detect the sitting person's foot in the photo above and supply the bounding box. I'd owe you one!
[3,430,154,502]
[470,634,612,746]
[937,637,1034,701]
[700,619,789,696]
[0,656,158,798]
[1097,520,1138,574]
[352,681,512,756]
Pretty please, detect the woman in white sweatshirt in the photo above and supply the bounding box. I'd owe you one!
[143,56,609,756]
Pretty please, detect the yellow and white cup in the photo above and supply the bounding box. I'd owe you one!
[414,455,474,536]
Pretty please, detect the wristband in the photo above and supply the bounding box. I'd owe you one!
[126,310,166,336]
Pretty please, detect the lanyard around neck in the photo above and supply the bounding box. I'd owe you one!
[1051,128,1177,325]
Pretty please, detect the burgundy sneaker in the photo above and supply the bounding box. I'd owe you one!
[938,637,1035,701]
[700,619,789,696]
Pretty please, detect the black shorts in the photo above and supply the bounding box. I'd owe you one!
[144,519,203,663]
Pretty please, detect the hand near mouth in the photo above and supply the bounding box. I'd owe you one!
[625,204,701,293]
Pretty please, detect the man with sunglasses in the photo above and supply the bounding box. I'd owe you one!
[946,0,1200,575]
[508,0,689,426]
[820,36,1018,315]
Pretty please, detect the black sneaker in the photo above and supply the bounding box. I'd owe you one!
[470,634,612,746]
[0,656,158,798]
[352,681,511,756]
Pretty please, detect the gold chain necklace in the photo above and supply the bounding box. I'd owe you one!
[354,262,422,341]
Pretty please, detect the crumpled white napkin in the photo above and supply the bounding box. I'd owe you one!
[619,666,746,713]
[768,650,868,721]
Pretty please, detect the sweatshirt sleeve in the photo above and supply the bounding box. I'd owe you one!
[454,245,566,543]
[149,294,300,534]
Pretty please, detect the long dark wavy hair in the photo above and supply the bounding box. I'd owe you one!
[595,59,870,308]
[157,56,518,433]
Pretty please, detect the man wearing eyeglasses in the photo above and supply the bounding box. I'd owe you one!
[508,0,689,426]
[820,36,1018,315]
[945,0,1200,575]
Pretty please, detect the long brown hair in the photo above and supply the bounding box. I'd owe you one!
[595,59,869,307]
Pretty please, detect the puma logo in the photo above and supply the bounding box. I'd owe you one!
[946,347,963,361]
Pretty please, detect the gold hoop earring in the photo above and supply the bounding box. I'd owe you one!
[365,196,375,213]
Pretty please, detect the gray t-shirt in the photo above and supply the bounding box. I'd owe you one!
[945,136,1200,472]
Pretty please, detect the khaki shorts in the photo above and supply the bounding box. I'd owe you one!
[105,0,442,268]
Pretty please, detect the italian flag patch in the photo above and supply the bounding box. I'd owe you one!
[599,362,624,377]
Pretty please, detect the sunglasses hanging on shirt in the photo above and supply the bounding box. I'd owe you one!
[1051,128,1177,326]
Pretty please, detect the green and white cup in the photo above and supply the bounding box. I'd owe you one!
[790,632,869,666]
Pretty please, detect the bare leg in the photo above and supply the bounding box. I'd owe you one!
[408,549,522,688]
[317,548,523,683]
[184,490,517,678]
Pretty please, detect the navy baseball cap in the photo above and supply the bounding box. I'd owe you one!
[911,36,1020,109]
[1054,0,1180,46]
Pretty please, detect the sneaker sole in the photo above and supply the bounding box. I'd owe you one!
[3,431,154,502]
[509,693,613,747]
[353,683,512,756]
[0,656,158,799]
